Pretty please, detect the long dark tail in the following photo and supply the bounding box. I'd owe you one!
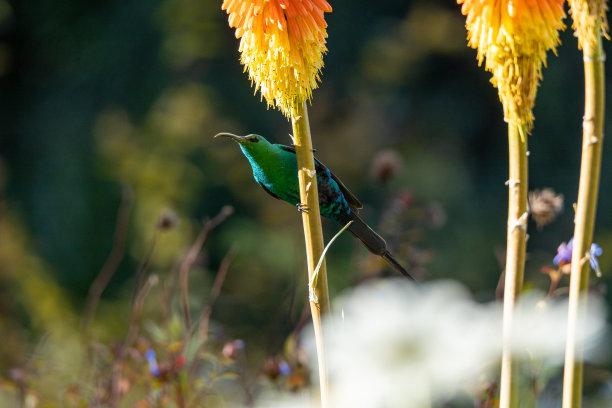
[342,211,415,281]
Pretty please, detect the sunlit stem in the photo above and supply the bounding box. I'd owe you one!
[291,99,329,407]
[562,29,605,408]
[500,122,528,408]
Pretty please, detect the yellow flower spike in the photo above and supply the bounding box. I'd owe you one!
[569,0,609,51]
[458,0,566,132]
[222,0,332,117]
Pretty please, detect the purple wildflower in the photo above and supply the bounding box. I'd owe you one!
[590,243,603,277]
[553,238,573,266]
[553,237,603,276]
[278,360,291,376]
[146,348,160,378]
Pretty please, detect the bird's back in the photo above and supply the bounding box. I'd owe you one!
[244,143,355,221]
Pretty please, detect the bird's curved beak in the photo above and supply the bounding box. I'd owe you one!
[214,132,247,144]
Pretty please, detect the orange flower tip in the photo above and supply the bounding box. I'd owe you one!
[222,0,332,117]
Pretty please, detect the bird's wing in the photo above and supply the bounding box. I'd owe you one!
[278,144,363,210]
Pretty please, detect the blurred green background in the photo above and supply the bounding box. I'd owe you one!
[0,0,611,391]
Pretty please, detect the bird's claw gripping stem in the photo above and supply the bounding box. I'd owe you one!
[297,203,310,213]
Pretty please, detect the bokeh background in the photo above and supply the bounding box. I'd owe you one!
[1,0,611,404]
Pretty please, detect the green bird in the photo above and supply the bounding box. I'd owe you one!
[215,132,414,280]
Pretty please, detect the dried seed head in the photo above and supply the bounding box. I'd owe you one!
[370,149,403,183]
[528,188,563,230]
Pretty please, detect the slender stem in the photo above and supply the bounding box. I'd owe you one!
[291,99,329,407]
[499,122,529,408]
[82,185,133,338]
[179,206,233,338]
[562,31,605,408]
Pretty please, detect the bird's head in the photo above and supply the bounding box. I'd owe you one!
[214,132,274,158]
[214,132,266,145]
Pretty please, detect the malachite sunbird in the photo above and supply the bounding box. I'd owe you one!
[215,133,414,280]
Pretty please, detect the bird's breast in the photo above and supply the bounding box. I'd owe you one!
[251,160,300,205]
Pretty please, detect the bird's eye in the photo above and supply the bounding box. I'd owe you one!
[249,136,260,143]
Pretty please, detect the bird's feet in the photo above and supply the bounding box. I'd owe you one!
[296,203,310,213]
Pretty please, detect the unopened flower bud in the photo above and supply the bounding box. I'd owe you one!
[157,209,179,230]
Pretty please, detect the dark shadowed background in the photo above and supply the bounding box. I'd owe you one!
[0,0,611,390]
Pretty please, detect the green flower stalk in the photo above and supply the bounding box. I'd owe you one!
[457,1,565,406]
[291,100,330,404]
[563,1,608,406]
[222,1,332,405]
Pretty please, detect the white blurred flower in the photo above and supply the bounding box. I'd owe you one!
[323,280,500,407]
[261,279,607,407]
[511,295,606,361]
